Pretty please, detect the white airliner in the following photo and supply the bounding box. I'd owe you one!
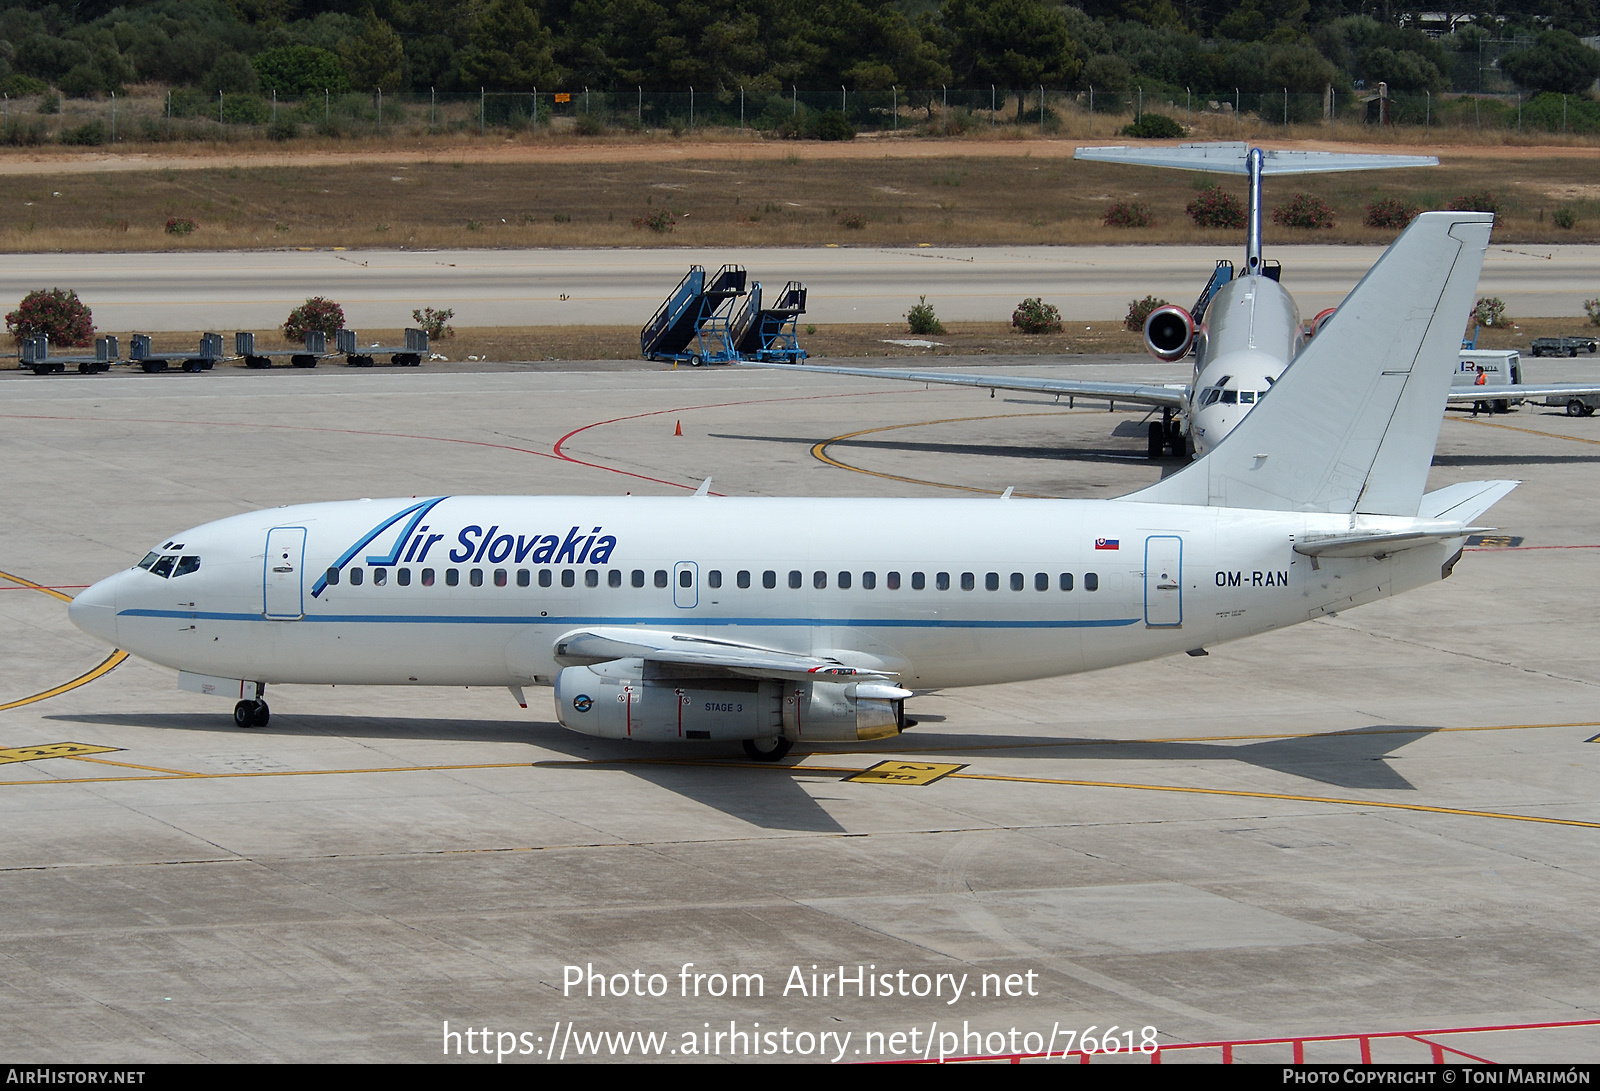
[70,212,1511,762]
[762,143,1600,459]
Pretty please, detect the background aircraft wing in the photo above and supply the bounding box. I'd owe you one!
[554,627,899,682]
[744,361,1190,410]
[1446,383,1600,403]
[1075,142,1438,174]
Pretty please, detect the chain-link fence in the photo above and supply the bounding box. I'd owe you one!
[1,83,1594,146]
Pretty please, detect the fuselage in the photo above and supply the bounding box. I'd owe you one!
[1186,273,1304,456]
[70,494,1453,694]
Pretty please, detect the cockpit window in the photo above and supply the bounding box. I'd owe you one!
[1221,389,1238,404]
[150,556,176,578]
[137,552,159,570]
[1203,389,1222,406]
[1239,391,1255,404]
[173,556,201,577]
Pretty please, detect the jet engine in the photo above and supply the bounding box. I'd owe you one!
[554,658,907,742]
[1143,305,1196,361]
[1307,307,1338,338]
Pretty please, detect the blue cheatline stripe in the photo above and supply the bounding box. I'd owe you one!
[308,496,449,600]
[116,608,1140,630]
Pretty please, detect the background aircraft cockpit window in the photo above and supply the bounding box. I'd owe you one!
[736,570,750,589]
[561,570,575,588]
[326,566,340,586]
[887,571,901,589]
[654,570,668,589]
[373,568,387,586]
[838,571,852,590]
[862,571,876,589]
[397,568,411,586]
[1060,573,1074,591]
[495,569,508,587]
[137,552,160,570]
[586,570,599,588]
[1085,572,1100,591]
[608,570,621,588]
[470,569,483,587]
[707,570,722,589]
[446,569,459,586]
[422,568,435,586]
[961,572,975,591]
[762,570,776,589]
[349,567,364,586]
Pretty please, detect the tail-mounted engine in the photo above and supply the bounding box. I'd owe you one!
[1143,305,1196,362]
[554,658,907,743]
[1306,307,1338,338]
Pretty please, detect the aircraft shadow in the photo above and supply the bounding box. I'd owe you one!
[708,432,1149,466]
[1431,453,1600,466]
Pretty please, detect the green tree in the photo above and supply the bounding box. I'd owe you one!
[254,45,349,96]
[458,0,560,90]
[941,0,1081,118]
[338,11,404,93]
[1500,30,1600,95]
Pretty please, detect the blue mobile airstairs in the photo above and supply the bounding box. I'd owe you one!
[642,265,808,365]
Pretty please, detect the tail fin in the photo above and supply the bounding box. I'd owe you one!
[1127,211,1493,515]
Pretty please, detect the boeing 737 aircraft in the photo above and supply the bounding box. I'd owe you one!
[70,212,1511,762]
[761,143,1600,459]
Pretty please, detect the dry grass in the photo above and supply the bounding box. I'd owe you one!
[2,144,1599,252]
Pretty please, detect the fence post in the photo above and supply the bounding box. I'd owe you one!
[218,89,223,125]
[1089,85,1093,117]
[840,85,845,114]
[109,91,114,142]
[431,86,435,129]
[740,84,744,130]
[991,84,995,128]
[532,88,538,128]
[325,88,329,124]
[166,89,171,137]
[689,85,694,131]
[1426,89,1430,130]
[377,88,382,131]
[271,87,275,123]
[1563,93,1568,134]
[942,83,947,121]
[480,86,484,134]
[1040,85,1044,132]
[892,86,896,131]
[639,86,642,127]
[1283,87,1287,128]
[1137,85,1142,119]
[1235,87,1239,133]
[792,84,796,116]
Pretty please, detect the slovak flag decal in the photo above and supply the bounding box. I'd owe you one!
[1095,538,1120,550]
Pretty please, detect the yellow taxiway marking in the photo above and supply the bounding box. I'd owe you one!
[811,411,1090,495]
[845,760,966,785]
[1452,417,1600,447]
[0,650,129,714]
[0,742,121,766]
[0,568,76,604]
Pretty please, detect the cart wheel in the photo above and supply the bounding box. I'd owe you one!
[689,354,702,367]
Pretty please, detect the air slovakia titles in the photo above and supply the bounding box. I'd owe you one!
[413,524,620,567]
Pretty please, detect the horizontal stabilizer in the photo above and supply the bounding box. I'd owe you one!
[553,627,897,682]
[1416,479,1519,522]
[1295,522,1495,559]
[1075,142,1438,175]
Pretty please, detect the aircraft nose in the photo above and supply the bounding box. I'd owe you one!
[68,574,119,646]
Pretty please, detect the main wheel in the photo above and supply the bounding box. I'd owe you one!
[1571,347,1579,358]
[252,701,270,727]
[1569,399,1587,417]
[1147,421,1164,459]
[234,701,256,728]
[741,736,793,762]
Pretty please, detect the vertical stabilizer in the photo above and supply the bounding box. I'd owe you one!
[1125,212,1493,515]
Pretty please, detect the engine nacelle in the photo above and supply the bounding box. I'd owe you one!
[554,659,907,743]
[1143,305,1195,362]
[1307,307,1338,338]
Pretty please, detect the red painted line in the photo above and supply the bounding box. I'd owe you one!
[1409,1035,1495,1065]
[1466,544,1600,551]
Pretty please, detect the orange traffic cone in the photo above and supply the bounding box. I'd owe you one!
[674,420,682,436]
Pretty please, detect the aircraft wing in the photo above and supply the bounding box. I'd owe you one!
[1447,383,1600,403]
[1075,142,1438,174]
[553,627,900,683]
[743,361,1190,410]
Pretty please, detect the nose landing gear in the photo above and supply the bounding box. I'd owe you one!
[233,683,270,728]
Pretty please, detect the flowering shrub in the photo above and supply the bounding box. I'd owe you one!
[1475,297,1507,327]
[1012,297,1063,334]
[1125,295,1168,332]
[1365,198,1418,229]
[633,209,675,233]
[1450,191,1499,213]
[283,297,346,341]
[5,287,93,347]
[1103,200,1154,228]
[164,217,197,236]
[906,295,944,335]
[1186,185,1245,229]
[412,307,455,340]
[1272,193,1335,230]
[1585,298,1600,327]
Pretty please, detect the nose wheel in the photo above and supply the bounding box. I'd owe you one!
[233,700,270,728]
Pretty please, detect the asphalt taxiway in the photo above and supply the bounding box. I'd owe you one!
[3,357,1599,1062]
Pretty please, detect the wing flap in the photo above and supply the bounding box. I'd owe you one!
[553,627,897,682]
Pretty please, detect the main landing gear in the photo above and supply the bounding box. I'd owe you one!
[1147,409,1185,459]
[742,736,793,762]
[233,682,270,728]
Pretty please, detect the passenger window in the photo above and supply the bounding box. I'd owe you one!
[737,570,751,589]
[1221,390,1238,404]
[838,571,852,590]
[539,570,552,588]
[495,569,508,587]
[349,566,363,586]
[446,569,459,587]
[1010,572,1024,591]
[708,570,722,589]
[935,572,949,591]
[655,570,668,589]
[679,570,692,588]
[608,570,621,588]
[174,556,200,577]
[961,572,974,591]
[151,556,175,578]
[1035,572,1048,591]
[887,571,901,590]
[632,570,645,588]
[517,570,530,587]
[813,571,827,590]
[326,566,340,586]
[422,568,435,586]
[372,568,387,586]
[562,570,576,588]
[138,552,159,570]
[911,572,925,590]
[862,571,876,590]
[397,568,411,587]
[789,570,802,589]
[469,569,483,587]
[1239,390,1255,404]
[1059,572,1073,591]
[1085,572,1099,591]
[763,570,776,589]
[586,570,599,588]
[985,572,999,591]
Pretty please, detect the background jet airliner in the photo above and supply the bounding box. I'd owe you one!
[761,143,1600,460]
[70,212,1510,763]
